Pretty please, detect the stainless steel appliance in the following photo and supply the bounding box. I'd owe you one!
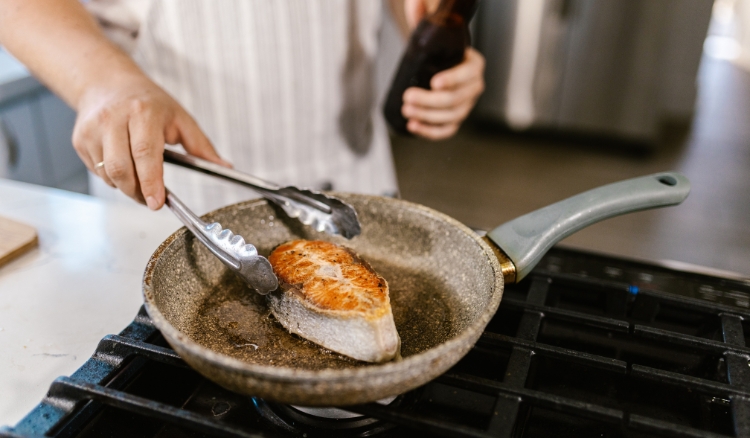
[473,0,713,145]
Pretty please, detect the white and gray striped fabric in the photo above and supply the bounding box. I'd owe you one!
[89,0,398,214]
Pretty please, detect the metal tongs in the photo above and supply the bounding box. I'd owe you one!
[162,148,361,294]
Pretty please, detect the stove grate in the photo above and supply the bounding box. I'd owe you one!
[3,247,750,437]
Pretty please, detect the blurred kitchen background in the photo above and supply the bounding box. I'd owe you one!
[1,0,749,275]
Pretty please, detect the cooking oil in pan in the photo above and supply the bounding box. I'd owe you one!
[185,259,457,370]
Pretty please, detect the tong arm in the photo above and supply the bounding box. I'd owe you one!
[163,148,332,214]
[165,189,279,295]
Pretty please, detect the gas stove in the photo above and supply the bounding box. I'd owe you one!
[4,246,750,437]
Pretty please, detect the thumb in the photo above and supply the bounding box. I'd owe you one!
[168,110,232,168]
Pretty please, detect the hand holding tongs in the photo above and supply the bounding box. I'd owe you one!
[162,148,361,294]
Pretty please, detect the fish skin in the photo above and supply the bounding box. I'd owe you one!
[267,240,400,362]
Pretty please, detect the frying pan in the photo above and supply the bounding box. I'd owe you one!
[143,172,690,406]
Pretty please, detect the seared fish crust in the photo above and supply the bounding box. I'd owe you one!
[267,240,400,363]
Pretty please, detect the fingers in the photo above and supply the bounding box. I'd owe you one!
[74,106,161,204]
[129,102,165,210]
[402,47,485,140]
[128,104,228,211]
[169,109,231,168]
[402,101,473,125]
[403,83,482,111]
[71,75,225,209]
[430,47,485,91]
[102,120,143,203]
[95,157,116,188]
[72,114,116,187]
[406,120,459,140]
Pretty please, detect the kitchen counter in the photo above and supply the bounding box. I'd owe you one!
[0,179,182,427]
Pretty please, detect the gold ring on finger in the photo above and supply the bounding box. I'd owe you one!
[95,161,105,171]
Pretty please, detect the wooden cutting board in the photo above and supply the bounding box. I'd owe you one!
[0,215,38,268]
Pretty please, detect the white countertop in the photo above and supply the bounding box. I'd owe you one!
[0,179,182,427]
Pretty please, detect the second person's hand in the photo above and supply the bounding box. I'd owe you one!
[72,73,230,210]
[401,0,485,140]
[401,47,485,140]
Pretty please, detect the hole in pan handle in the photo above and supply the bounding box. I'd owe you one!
[485,172,691,283]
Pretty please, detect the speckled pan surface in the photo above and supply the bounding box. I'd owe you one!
[143,194,503,406]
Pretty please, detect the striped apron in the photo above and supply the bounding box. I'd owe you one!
[88,0,398,214]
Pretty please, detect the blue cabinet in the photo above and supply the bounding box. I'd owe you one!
[0,49,86,193]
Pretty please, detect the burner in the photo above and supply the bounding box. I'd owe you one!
[292,395,398,419]
[252,394,408,436]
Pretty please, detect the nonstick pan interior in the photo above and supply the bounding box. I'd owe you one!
[143,194,502,405]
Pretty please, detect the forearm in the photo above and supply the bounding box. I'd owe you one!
[0,0,147,110]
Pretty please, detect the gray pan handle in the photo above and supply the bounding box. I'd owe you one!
[486,172,690,282]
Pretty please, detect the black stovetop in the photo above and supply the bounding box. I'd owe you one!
[4,247,750,438]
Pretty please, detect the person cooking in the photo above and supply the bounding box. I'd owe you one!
[0,0,485,214]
